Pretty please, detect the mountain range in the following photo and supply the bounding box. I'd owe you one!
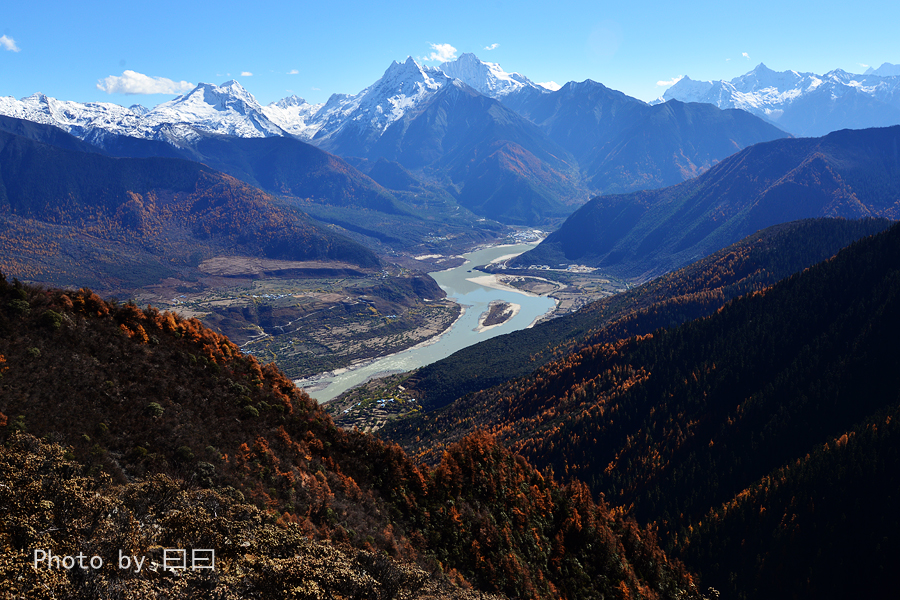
[1,54,792,225]
[0,123,380,291]
[661,62,900,137]
[514,125,900,280]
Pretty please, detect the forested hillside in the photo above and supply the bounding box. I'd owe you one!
[515,125,900,280]
[0,274,702,600]
[383,220,900,599]
[0,129,378,290]
[399,218,892,411]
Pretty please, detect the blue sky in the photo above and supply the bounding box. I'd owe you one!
[2,0,898,108]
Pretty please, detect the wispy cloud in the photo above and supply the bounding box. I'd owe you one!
[0,35,20,52]
[859,63,870,70]
[484,43,499,51]
[742,52,750,59]
[287,69,299,75]
[241,71,253,77]
[97,70,194,95]
[538,81,561,91]
[425,43,457,63]
[656,76,684,87]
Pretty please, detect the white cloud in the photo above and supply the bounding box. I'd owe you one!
[484,43,499,51]
[241,71,253,77]
[287,69,299,75]
[742,52,750,59]
[0,35,20,52]
[538,81,561,91]
[97,70,194,95]
[425,43,457,63]
[656,76,684,87]
[859,63,870,69]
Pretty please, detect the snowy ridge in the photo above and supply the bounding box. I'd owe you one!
[865,63,900,77]
[261,95,323,138]
[0,93,143,137]
[0,80,287,145]
[662,63,900,133]
[0,58,463,149]
[147,80,286,138]
[438,52,543,98]
[305,57,453,142]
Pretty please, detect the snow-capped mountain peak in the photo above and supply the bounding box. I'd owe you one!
[146,80,285,138]
[439,52,542,98]
[271,95,308,109]
[262,95,322,138]
[662,63,900,137]
[303,56,454,143]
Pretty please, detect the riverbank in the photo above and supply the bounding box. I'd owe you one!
[294,302,468,395]
[299,243,557,403]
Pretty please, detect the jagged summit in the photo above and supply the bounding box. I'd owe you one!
[271,95,308,109]
[663,63,900,136]
[439,52,543,98]
[864,62,900,77]
[306,56,453,146]
[146,80,284,137]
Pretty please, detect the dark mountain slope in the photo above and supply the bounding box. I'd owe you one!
[776,83,900,138]
[502,80,647,166]
[515,126,900,280]
[584,100,790,193]
[0,114,104,155]
[189,134,408,215]
[0,276,702,600]
[0,130,378,290]
[340,81,584,225]
[504,82,789,194]
[394,218,892,412]
[384,219,900,600]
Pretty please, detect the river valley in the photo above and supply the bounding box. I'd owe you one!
[297,243,558,402]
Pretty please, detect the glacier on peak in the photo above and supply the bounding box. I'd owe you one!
[438,52,544,98]
[0,52,549,151]
[662,62,900,136]
[0,79,288,145]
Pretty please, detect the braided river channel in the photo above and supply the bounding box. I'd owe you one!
[298,243,558,402]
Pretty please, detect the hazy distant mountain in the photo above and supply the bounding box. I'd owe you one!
[504,79,647,165]
[514,126,900,280]
[505,79,789,193]
[583,99,790,192]
[864,62,900,77]
[662,63,900,136]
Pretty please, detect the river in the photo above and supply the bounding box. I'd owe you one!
[297,243,557,402]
